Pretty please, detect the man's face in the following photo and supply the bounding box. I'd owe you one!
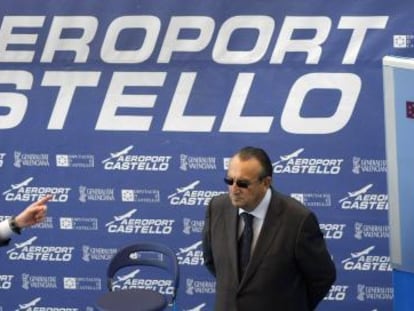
[226,155,270,211]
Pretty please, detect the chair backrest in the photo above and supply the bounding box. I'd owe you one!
[107,242,179,304]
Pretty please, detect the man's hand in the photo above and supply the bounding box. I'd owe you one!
[14,195,52,228]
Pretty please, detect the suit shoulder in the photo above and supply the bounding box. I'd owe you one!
[209,193,230,206]
[273,190,313,218]
[208,193,233,217]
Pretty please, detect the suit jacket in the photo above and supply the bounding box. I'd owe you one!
[202,189,336,311]
[0,239,10,247]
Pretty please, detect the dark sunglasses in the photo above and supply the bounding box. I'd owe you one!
[223,177,262,189]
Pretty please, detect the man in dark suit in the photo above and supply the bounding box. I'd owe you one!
[0,195,51,247]
[202,146,336,311]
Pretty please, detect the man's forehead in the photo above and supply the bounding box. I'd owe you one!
[229,156,261,173]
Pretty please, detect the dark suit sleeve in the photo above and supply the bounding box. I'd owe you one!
[0,238,11,247]
[295,212,336,310]
[202,199,216,276]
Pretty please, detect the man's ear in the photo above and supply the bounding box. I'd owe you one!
[263,176,272,188]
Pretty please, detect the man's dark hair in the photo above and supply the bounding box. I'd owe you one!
[235,146,273,178]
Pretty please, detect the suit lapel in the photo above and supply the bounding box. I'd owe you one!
[224,202,240,281]
[239,191,283,288]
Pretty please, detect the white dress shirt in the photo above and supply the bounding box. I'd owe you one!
[0,219,13,242]
[238,188,271,255]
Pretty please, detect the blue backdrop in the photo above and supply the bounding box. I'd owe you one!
[1,1,413,310]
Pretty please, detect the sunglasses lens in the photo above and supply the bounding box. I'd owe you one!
[224,178,250,188]
[236,181,249,188]
[224,178,234,186]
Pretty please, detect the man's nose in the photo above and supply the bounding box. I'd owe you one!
[230,184,241,192]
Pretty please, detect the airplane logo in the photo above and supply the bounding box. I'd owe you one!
[102,145,134,163]
[7,236,38,254]
[177,241,202,255]
[16,297,41,310]
[113,269,140,284]
[2,177,34,195]
[168,181,200,199]
[339,184,373,203]
[272,148,304,165]
[184,303,207,311]
[105,209,137,227]
[341,245,375,263]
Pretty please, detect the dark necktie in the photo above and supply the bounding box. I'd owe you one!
[238,212,254,278]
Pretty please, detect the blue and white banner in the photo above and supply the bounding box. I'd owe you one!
[1,1,414,310]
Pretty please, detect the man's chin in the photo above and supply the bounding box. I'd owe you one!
[230,198,245,208]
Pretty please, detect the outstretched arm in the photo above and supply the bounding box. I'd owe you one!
[14,194,52,229]
[0,195,52,246]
